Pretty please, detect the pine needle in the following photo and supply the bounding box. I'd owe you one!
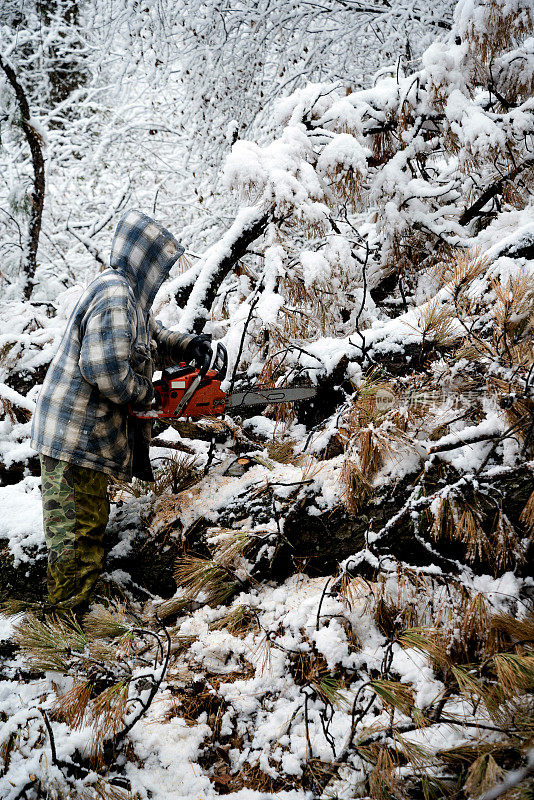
[431,497,456,541]
[398,627,450,667]
[493,653,534,696]
[519,489,534,537]
[464,753,506,800]
[368,745,407,800]
[174,556,239,606]
[490,612,534,647]
[210,604,256,635]
[343,458,373,514]
[370,679,415,717]
[83,604,132,640]
[53,679,94,728]
[13,613,88,672]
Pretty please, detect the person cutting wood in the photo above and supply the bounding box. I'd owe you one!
[30,210,212,612]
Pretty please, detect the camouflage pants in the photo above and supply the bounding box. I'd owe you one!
[40,455,110,609]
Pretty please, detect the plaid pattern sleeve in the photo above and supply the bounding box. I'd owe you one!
[79,296,154,406]
[151,317,195,369]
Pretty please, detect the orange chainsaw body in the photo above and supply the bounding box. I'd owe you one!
[136,363,227,420]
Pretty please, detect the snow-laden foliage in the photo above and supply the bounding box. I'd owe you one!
[0,0,457,300]
[0,0,533,798]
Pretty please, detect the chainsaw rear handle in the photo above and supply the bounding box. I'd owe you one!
[191,341,227,381]
[212,342,228,381]
[198,348,212,378]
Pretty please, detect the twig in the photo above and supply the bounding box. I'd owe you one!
[12,776,40,800]
[302,688,313,761]
[151,437,195,454]
[39,708,58,767]
[427,430,501,454]
[204,436,217,476]
[459,156,534,226]
[229,281,263,395]
[114,620,171,745]
[66,218,106,267]
[353,240,370,357]
[316,577,332,631]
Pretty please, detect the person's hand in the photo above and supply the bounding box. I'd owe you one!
[185,334,213,368]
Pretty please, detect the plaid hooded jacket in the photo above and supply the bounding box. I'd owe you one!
[31,210,194,481]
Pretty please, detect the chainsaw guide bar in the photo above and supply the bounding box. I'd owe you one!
[227,386,317,409]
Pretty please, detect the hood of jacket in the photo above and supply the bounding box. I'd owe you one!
[109,210,184,310]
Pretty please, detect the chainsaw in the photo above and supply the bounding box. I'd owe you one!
[131,342,317,420]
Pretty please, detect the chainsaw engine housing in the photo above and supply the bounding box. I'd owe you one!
[150,363,226,419]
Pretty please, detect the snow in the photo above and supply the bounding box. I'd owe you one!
[1,0,533,797]
[0,477,44,563]
[390,646,444,709]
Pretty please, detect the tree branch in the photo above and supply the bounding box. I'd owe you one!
[0,55,45,300]
[459,157,534,226]
[176,205,272,333]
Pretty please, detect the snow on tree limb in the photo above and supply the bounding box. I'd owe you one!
[176,203,273,333]
[0,382,36,414]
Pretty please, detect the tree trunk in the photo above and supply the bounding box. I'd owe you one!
[0,56,45,301]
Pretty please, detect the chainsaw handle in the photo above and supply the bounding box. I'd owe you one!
[212,342,228,381]
[198,349,212,378]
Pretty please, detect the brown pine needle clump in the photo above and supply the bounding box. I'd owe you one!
[493,653,534,697]
[174,556,240,606]
[464,753,506,799]
[519,489,534,536]
[436,249,488,292]
[370,680,415,717]
[343,458,373,514]
[12,613,88,672]
[415,298,461,346]
[431,497,456,542]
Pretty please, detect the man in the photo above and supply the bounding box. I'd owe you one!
[30,210,212,612]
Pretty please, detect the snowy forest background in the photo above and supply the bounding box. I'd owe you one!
[0,1,533,798]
